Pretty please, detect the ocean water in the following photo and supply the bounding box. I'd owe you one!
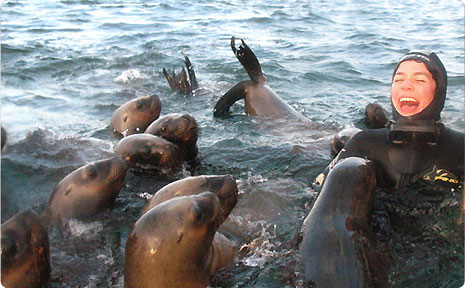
[1,0,464,287]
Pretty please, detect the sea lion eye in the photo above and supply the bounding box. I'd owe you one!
[86,165,97,178]
[160,127,167,133]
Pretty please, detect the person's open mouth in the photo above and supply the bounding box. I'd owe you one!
[399,97,419,112]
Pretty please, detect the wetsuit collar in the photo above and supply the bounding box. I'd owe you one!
[389,118,442,145]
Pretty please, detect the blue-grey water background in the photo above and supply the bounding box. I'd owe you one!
[1,0,464,287]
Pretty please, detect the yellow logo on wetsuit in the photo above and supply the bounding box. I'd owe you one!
[423,165,460,185]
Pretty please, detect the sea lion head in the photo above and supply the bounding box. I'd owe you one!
[145,113,198,153]
[124,192,223,288]
[114,134,185,170]
[46,156,127,222]
[364,103,388,129]
[110,94,162,137]
[1,209,51,288]
[330,128,362,157]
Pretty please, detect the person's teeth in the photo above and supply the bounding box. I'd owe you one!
[400,97,418,103]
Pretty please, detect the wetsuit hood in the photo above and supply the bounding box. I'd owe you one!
[391,51,447,122]
[389,51,447,145]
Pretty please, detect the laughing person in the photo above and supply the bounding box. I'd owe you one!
[319,51,464,189]
[302,51,464,287]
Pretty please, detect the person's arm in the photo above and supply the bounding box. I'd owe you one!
[313,131,364,189]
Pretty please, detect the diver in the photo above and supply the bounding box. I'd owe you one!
[317,51,464,189]
[301,51,464,288]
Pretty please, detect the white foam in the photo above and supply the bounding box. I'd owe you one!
[97,253,114,266]
[239,221,280,268]
[138,192,152,200]
[68,219,103,239]
[113,69,144,84]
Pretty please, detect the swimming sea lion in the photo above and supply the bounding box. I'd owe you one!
[363,103,388,129]
[1,209,50,288]
[213,37,305,120]
[1,126,6,151]
[140,175,238,218]
[46,156,127,223]
[330,127,362,157]
[110,94,162,137]
[113,133,186,171]
[124,192,234,288]
[163,56,199,94]
[145,113,199,162]
[300,157,390,287]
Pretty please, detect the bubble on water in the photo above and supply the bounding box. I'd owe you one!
[68,219,103,239]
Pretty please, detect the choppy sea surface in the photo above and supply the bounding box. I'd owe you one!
[1,1,464,287]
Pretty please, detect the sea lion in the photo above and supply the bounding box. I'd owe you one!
[145,113,199,162]
[300,157,390,288]
[1,209,50,288]
[113,133,186,171]
[110,94,162,137]
[163,56,199,94]
[213,37,305,120]
[140,175,238,218]
[124,192,236,288]
[45,156,127,223]
[330,127,362,157]
[1,126,6,151]
[363,103,388,129]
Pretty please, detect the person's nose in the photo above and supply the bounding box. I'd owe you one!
[400,77,413,90]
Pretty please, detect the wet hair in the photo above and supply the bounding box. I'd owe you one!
[391,51,447,121]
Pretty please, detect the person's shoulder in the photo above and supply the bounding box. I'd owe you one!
[441,126,464,143]
[351,127,389,142]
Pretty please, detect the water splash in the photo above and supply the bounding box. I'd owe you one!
[68,219,103,239]
[137,192,152,200]
[113,69,145,84]
[239,221,280,268]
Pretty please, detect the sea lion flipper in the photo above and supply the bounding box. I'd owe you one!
[163,56,198,94]
[163,68,176,91]
[230,36,264,83]
[213,81,250,118]
[184,56,198,90]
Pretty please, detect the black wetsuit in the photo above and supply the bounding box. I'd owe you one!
[337,125,464,189]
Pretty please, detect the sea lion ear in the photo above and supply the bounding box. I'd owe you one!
[135,99,144,110]
[189,201,205,225]
[85,164,97,179]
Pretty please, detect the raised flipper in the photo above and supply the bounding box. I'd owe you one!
[163,67,190,93]
[184,56,198,90]
[231,36,264,83]
[213,80,251,118]
[163,56,198,94]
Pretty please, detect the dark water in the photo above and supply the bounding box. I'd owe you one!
[1,0,464,287]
